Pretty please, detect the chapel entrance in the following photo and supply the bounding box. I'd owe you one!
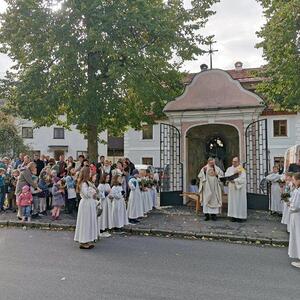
[186,124,240,185]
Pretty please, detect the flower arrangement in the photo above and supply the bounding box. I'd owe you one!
[281,192,290,202]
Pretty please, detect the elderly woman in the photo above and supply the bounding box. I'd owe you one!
[15,162,40,219]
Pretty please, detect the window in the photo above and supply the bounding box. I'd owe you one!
[273,120,287,137]
[22,127,33,139]
[142,157,153,165]
[53,128,65,139]
[142,125,153,140]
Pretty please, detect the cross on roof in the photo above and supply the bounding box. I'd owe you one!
[206,39,218,69]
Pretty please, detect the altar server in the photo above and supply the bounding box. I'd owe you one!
[266,166,283,214]
[198,158,224,221]
[281,173,294,232]
[110,175,128,230]
[288,173,300,268]
[225,157,247,222]
[127,169,143,224]
[97,174,112,237]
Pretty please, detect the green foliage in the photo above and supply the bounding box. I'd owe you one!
[0,112,29,158]
[0,0,218,160]
[256,0,300,110]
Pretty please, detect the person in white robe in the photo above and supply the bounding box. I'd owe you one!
[288,173,300,268]
[110,175,129,230]
[97,174,112,237]
[266,166,283,214]
[225,157,247,222]
[127,169,143,223]
[281,173,294,232]
[74,167,98,250]
[198,158,224,221]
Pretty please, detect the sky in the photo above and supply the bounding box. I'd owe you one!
[0,0,265,76]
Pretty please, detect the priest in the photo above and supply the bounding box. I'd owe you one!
[225,157,247,222]
[198,158,224,221]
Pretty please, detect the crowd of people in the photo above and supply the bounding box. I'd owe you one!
[0,153,158,249]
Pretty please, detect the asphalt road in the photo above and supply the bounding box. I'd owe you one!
[0,229,299,300]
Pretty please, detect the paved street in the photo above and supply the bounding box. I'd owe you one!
[0,207,289,244]
[0,229,299,300]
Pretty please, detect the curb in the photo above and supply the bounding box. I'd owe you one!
[0,220,288,247]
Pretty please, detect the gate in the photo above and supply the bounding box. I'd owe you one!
[160,123,183,206]
[245,119,270,210]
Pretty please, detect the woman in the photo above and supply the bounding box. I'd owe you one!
[15,162,40,219]
[74,166,98,249]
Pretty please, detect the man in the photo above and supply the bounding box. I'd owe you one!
[33,154,45,176]
[288,159,300,173]
[225,157,247,222]
[96,155,105,178]
[75,155,85,171]
[198,158,224,221]
[52,155,67,178]
[14,153,24,169]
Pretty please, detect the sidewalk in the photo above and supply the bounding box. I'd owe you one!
[0,207,289,245]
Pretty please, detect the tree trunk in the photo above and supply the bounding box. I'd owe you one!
[87,124,98,163]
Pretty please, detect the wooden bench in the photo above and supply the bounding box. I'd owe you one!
[181,192,228,214]
[181,192,201,214]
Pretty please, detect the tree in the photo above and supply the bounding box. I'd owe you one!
[256,0,300,110]
[0,0,218,162]
[0,112,29,158]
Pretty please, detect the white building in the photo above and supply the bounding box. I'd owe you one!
[17,63,299,171]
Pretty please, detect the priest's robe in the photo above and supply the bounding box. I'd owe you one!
[198,165,223,214]
[288,188,300,259]
[266,173,283,213]
[225,166,247,219]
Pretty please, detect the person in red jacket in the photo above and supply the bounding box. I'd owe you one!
[17,185,33,222]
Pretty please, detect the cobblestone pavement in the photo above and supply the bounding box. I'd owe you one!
[0,206,288,244]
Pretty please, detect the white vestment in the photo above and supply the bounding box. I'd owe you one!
[74,182,98,244]
[266,173,283,212]
[288,188,300,259]
[198,165,223,214]
[110,186,129,229]
[97,183,113,231]
[127,177,143,219]
[225,166,247,219]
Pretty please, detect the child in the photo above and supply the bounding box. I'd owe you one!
[281,172,294,232]
[51,177,65,220]
[266,166,283,214]
[189,179,198,193]
[98,174,112,237]
[127,169,143,224]
[17,185,33,222]
[0,168,6,212]
[288,173,300,268]
[109,175,129,230]
[37,172,49,216]
[7,169,19,212]
[65,168,77,215]
[31,175,40,218]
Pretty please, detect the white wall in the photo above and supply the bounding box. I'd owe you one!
[266,113,300,167]
[124,124,160,167]
[17,119,107,159]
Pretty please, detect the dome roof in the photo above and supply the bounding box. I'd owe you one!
[164,69,264,112]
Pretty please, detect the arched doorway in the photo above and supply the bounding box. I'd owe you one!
[186,124,240,185]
